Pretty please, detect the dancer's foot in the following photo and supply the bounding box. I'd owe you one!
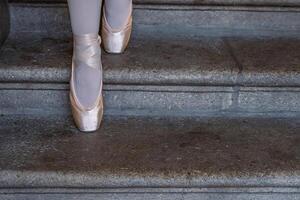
[70,33,103,132]
[101,0,132,54]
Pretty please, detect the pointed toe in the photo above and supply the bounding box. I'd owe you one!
[70,92,103,132]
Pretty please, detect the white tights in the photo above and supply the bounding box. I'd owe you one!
[67,0,132,35]
[67,0,132,108]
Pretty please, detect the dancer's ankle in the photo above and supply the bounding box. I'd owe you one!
[104,0,132,30]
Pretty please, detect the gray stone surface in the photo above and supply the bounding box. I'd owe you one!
[0,115,299,199]
[2,34,300,87]
[238,87,300,112]
[1,1,300,199]
[0,115,300,185]
[0,84,234,115]
[8,3,300,39]
[0,35,239,85]
[2,35,300,115]
[1,191,300,200]
[5,83,300,117]
[3,83,300,115]
[0,36,300,87]
[228,38,300,86]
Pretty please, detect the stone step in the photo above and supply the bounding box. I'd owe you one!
[1,2,299,198]
[8,2,300,40]
[0,114,299,199]
[2,35,300,87]
[1,33,300,115]
[1,2,299,199]
[2,2,300,116]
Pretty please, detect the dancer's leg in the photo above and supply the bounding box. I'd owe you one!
[68,0,101,35]
[104,0,132,29]
[67,0,102,108]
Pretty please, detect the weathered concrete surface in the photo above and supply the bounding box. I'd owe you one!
[0,84,235,115]
[228,38,300,86]
[0,36,239,85]
[2,35,300,87]
[0,115,299,189]
[8,3,300,40]
[1,2,300,199]
[1,36,300,115]
[1,190,299,200]
[3,84,300,115]
[238,87,300,113]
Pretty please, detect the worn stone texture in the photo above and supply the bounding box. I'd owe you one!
[1,1,300,199]
[4,84,300,115]
[0,35,239,85]
[0,115,299,188]
[238,87,300,112]
[1,192,300,200]
[8,3,300,40]
[228,38,300,86]
[0,84,234,115]
[2,35,300,87]
[2,35,300,115]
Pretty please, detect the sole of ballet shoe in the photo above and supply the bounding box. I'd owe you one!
[101,5,132,54]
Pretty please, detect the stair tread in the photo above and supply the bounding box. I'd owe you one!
[0,115,299,188]
[1,36,300,86]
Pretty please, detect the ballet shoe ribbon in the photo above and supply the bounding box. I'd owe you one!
[73,33,101,69]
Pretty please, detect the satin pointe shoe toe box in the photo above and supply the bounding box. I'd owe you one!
[70,90,104,132]
[101,8,132,54]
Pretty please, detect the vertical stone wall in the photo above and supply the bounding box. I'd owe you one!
[0,0,9,47]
